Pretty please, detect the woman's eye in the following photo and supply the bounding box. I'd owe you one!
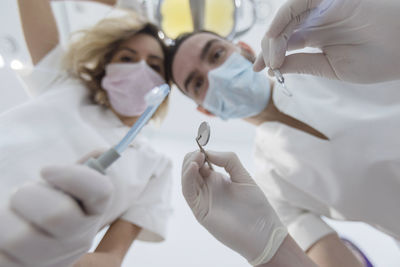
[120,56,133,62]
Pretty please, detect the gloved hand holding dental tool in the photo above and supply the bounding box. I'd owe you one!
[253,0,400,84]
[0,163,114,267]
[0,84,171,267]
[181,150,317,266]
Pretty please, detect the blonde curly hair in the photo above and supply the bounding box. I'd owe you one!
[63,12,170,124]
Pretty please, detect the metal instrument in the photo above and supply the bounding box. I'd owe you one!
[85,84,171,173]
[196,121,213,170]
[273,69,292,97]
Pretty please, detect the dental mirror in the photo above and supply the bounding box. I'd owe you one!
[196,121,213,170]
[196,121,210,146]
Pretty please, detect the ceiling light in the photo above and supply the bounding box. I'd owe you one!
[10,59,24,70]
[157,0,256,39]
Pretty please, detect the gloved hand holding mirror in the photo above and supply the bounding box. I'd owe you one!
[253,0,400,84]
[181,149,287,266]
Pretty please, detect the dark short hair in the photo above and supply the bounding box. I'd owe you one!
[166,30,221,84]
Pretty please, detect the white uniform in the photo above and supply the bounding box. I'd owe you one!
[0,46,173,242]
[254,75,400,251]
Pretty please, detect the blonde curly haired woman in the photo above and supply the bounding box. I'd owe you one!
[1,1,173,266]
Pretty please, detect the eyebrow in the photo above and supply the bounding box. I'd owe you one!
[116,47,163,61]
[116,47,137,54]
[200,39,219,60]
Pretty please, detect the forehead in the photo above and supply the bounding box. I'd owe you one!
[172,33,230,86]
[119,33,164,58]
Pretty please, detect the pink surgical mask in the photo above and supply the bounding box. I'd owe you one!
[101,61,165,116]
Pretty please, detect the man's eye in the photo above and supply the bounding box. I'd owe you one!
[193,77,203,95]
[212,49,225,63]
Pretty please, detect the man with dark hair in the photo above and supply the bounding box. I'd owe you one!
[170,29,400,266]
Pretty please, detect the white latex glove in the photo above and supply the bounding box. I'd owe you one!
[181,151,287,266]
[253,0,400,84]
[0,164,114,267]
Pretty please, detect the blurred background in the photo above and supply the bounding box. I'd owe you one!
[0,0,399,266]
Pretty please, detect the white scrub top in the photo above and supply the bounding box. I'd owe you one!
[0,46,173,242]
[254,75,400,251]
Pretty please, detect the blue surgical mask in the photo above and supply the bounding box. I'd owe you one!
[202,52,270,120]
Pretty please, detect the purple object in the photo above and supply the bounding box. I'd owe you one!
[341,238,374,267]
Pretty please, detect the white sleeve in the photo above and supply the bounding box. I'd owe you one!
[19,45,69,97]
[268,197,335,251]
[254,132,335,251]
[120,157,173,242]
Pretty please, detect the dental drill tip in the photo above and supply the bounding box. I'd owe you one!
[281,83,293,97]
[272,69,292,97]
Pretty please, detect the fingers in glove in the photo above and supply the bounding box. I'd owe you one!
[267,0,323,38]
[253,11,310,72]
[199,163,212,178]
[10,183,95,239]
[269,37,288,69]
[0,210,86,266]
[0,251,23,267]
[253,52,266,72]
[181,161,205,206]
[41,165,113,215]
[286,31,307,51]
[269,9,314,69]
[254,33,271,72]
[182,151,205,176]
[278,52,338,80]
[76,149,107,164]
[205,151,253,184]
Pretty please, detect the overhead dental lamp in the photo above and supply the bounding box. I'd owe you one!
[0,35,26,70]
[156,0,258,39]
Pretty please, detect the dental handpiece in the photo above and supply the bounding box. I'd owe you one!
[84,84,171,174]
